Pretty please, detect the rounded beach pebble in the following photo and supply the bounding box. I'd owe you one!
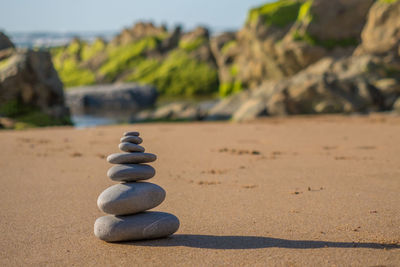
[94,212,180,242]
[119,142,145,153]
[107,153,157,164]
[107,164,155,182]
[97,182,165,215]
[124,131,140,136]
[120,136,143,144]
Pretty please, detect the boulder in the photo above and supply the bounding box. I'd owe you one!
[133,99,218,122]
[232,98,267,122]
[355,0,400,56]
[291,0,374,43]
[206,91,251,120]
[0,49,70,124]
[373,78,400,108]
[66,83,157,115]
[0,32,14,51]
[393,97,400,113]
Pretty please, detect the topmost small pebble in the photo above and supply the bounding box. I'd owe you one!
[124,131,140,137]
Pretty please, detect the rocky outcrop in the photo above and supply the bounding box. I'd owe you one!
[47,0,400,122]
[66,83,157,115]
[212,0,374,95]
[111,22,168,46]
[0,44,71,128]
[0,32,14,51]
[136,51,399,122]
[179,26,216,64]
[51,24,218,96]
[224,53,399,121]
[133,100,217,122]
[355,0,400,56]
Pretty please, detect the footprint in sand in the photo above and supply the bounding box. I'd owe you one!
[201,169,228,175]
[197,181,221,185]
[242,184,257,189]
[218,148,261,155]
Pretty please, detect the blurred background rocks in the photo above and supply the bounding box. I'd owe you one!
[1,0,399,127]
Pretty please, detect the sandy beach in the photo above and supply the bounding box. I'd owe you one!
[0,114,399,266]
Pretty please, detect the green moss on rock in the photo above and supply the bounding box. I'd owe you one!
[221,40,237,54]
[66,39,82,56]
[247,0,304,27]
[0,57,11,70]
[127,50,219,96]
[99,36,159,81]
[51,39,98,88]
[57,58,96,88]
[219,80,243,97]
[292,30,358,49]
[81,38,106,61]
[50,31,218,96]
[379,0,398,3]
[178,37,207,52]
[297,0,313,23]
[0,100,72,129]
[230,64,239,77]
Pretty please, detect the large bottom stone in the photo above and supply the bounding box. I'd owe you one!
[97,182,165,215]
[94,212,180,242]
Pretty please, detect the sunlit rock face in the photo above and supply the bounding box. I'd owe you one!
[211,0,375,96]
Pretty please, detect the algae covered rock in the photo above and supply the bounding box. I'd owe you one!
[290,0,374,47]
[212,0,374,97]
[51,23,219,97]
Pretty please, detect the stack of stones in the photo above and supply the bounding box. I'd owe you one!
[94,131,180,242]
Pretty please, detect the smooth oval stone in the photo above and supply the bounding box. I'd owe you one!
[97,182,165,215]
[94,212,180,242]
[119,142,145,153]
[124,131,140,136]
[107,164,155,182]
[107,152,157,164]
[120,136,143,144]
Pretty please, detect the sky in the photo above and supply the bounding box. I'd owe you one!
[0,0,270,33]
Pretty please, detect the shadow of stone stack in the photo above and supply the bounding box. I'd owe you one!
[94,131,180,242]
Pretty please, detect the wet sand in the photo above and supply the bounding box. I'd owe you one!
[0,114,399,266]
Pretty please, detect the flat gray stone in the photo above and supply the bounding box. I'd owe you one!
[120,136,143,144]
[107,164,155,182]
[119,142,145,153]
[97,182,165,215]
[124,131,140,136]
[107,153,157,164]
[94,212,180,242]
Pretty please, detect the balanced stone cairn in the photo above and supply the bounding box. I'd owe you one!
[94,131,180,242]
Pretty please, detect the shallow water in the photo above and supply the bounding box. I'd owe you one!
[69,95,218,128]
[71,114,128,128]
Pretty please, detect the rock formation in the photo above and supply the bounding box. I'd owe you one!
[50,24,218,96]
[0,32,14,51]
[212,0,375,94]
[66,83,157,116]
[17,0,399,123]
[135,0,400,122]
[0,32,71,128]
[94,131,179,242]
